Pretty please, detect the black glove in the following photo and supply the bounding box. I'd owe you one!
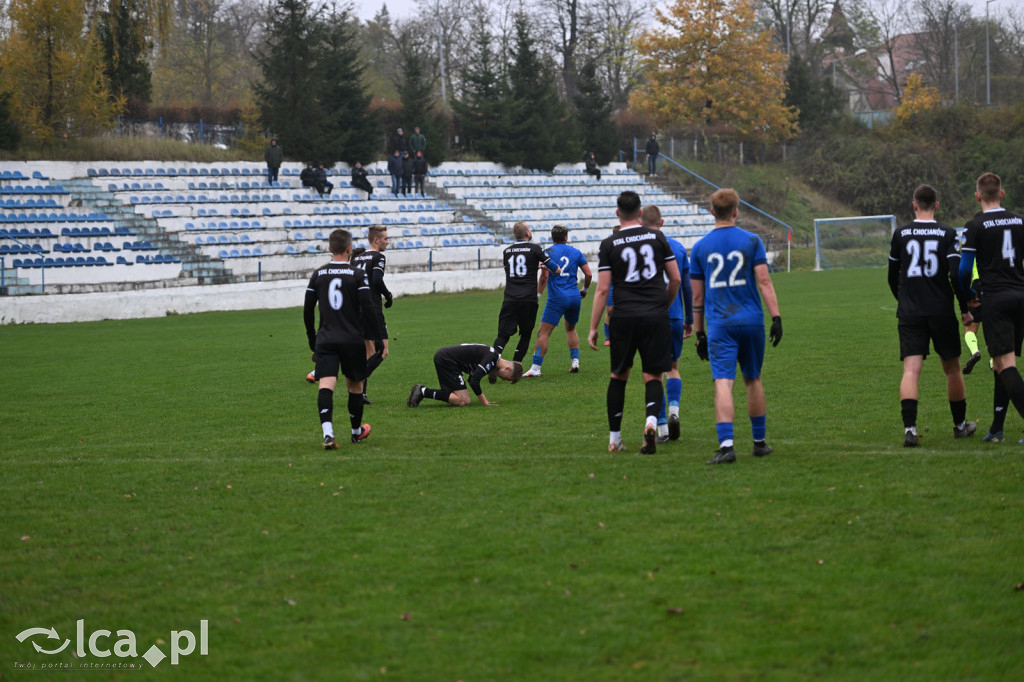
[769,316,783,347]
[384,294,393,309]
[374,338,385,353]
[695,331,708,361]
[307,331,317,352]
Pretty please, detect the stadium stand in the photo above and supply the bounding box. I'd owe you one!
[1,161,713,295]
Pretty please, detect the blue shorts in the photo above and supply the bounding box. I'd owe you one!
[670,318,685,361]
[708,324,765,381]
[541,293,581,327]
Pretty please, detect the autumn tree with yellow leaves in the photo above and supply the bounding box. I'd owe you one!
[0,0,121,144]
[631,0,798,142]
[894,74,942,127]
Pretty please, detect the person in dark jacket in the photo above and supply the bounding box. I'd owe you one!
[387,150,402,195]
[264,138,283,184]
[315,163,333,195]
[413,151,428,196]
[645,133,659,176]
[409,126,426,155]
[350,162,374,197]
[300,163,325,195]
[585,152,601,181]
[400,151,414,196]
[392,128,407,154]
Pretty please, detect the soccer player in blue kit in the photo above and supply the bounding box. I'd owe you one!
[690,189,782,464]
[523,224,593,376]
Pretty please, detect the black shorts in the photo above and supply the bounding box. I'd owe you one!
[433,351,468,393]
[496,300,539,338]
[315,341,369,382]
[981,296,1024,357]
[609,316,672,375]
[897,315,961,361]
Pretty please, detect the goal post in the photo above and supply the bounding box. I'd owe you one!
[813,215,897,271]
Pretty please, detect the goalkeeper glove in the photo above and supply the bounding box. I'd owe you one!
[769,316,783,347]
[695,332,708,361]
[384,293,393,309]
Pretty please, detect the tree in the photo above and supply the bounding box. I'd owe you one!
[895,72,942,125]
[0,0,120,143]
[631,0,798,142]
[500,13,576,169]
[97,0,153,117]
[394,30,447,164]
[0,89,21,150]
[784,51,841,132]
[573,60,618,163]
[452,30,506,160]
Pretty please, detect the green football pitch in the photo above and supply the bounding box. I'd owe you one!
[2,269,1022,681]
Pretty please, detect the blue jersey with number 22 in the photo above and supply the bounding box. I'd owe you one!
[690,226,767,327]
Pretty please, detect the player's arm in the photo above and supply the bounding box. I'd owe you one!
[958,251,976,300]
[755,264,783,346]
[358,287,382,345]
[887,257,900,301]
[580,263,593,297]
[691,275,708,360]
[303,288,318,351]
[664,259,681,306]
[372,267,393,307]
[538,268,550,296]
[467,366,490,405]
[947,253,969,314]
[680,265,694,337]
[538,248,561,275]
[587,269,611,349]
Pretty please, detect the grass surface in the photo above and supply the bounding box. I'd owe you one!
[2,269,1023,681]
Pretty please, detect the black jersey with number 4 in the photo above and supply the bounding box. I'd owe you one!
[501,242,553,302]
[888,221,961,318]
[597,225,676,317]
[352,249,389,305]
[962,208,1024,299]
[304,261,374,345]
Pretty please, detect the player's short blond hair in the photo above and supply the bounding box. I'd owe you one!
[710,188,740,220]
[513,222,530,240]
[368,225,388,244]
[977,173,1002,203]
[640,204,662,228]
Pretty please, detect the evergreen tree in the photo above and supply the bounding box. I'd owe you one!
[784,53,841,132]
[501,14,574,170]
[98,0,153,116]
[0,90,21,151]
[318,5,378,165]
[573,60,619,164]
[255,0,330,162]
[395,39,447,164]
[452,31,505,161]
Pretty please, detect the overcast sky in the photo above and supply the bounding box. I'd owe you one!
[353,0,1013,29]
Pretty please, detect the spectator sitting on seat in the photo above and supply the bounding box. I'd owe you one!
[585,152,601,181]
[315,163,334,195]
[413,151,428,196]
[351,162,374,197]
[387,150,403,196]
[300,163,325,196]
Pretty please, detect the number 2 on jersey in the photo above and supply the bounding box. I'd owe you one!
[905,239,939,278]
[622,244,657,282]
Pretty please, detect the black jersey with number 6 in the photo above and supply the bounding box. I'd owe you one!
[304,262,375,344]
[962,208,1024,300]
[597,225,676,317]
[888,221,961,318]
[501,242,553,301]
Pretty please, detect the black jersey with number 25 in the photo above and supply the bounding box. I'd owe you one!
[888,221,960,318]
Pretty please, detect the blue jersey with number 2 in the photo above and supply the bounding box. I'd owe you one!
[545,243,588,299]
[690,226,767,327]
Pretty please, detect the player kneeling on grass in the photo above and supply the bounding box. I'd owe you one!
[407,344,524,407]
[304,229,383,449]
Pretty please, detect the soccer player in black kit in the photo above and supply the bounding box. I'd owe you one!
[304,229,382,449]
[407,344,524,407]
[959,172,1024,438]
[587,191,680,455]
[352,225,393,405]
[493,221,561,362]
[888,184,975,447]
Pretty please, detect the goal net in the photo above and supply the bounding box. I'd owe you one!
[813,215,897,270]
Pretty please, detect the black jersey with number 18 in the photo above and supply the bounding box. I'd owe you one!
[501,242,553,302]
[597,225,675,317]
[962,208,1024,299]
[888,220,961,318]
